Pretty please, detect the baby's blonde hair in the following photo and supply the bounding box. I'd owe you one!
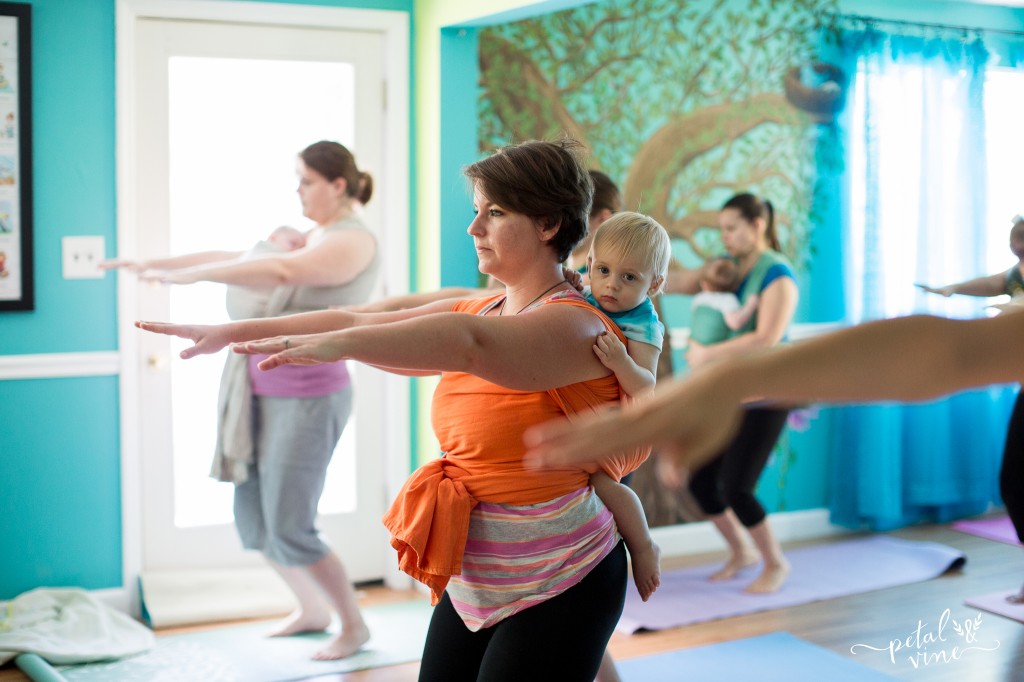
[591,211,671,295]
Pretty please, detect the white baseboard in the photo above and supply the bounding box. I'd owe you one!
[93,586,136,617]
[651,508,850,558]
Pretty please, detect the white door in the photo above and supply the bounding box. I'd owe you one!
[130,16,394,581]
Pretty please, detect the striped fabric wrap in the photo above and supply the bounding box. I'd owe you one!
[446,486,620,631]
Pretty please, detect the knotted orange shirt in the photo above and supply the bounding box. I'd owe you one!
[381,293,650,602]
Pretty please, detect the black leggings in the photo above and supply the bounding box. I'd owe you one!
[417,541,627,682]
[1000,389,1024,542]
[688,407,790,527]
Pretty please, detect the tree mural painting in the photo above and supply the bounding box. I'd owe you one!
[478,0,841,269]
[479,0,844,526]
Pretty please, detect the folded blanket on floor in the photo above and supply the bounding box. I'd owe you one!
[0,588,154,665]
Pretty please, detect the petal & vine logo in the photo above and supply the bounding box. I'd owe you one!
[850,608,1000,669]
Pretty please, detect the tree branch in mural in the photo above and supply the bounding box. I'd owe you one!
[623,93,806,252]
[479,35,589,151]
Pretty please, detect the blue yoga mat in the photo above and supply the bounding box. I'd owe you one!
[617,632,899,681]
[55,599,433,682]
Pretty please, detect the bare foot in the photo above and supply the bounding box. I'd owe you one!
[631,542,662,602]
[745,560,790,593]
[709,551,758,581]
[1006,590,1024,604]
[267,608,332,637]
[312,622,371,660]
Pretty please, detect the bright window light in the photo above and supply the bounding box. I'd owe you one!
[984,68,1024,274]
[848,61,1023,321]
[166,56,357,527]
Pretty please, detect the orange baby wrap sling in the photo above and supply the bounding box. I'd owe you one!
[381,293,651,603]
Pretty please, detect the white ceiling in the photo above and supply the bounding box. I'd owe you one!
[960,0,1024,6]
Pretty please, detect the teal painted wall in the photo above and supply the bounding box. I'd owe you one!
[439,26,480,287]
[0,0,413,601]
[0,376,121,596]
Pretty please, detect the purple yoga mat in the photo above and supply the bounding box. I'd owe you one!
[952,515,1020,546]
[965,590,1024,624]
[618,535,965,634]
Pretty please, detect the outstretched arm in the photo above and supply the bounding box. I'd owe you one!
[136,298,458,359]
[915,270,1008,298]
[233,303,612,392]
[662,260,703,296]
[141,229,376,288]
[101,251,244,273]
[343,287,489,313]
[525,310,1024,473]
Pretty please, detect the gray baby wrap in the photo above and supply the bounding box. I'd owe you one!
[211,216,379,483]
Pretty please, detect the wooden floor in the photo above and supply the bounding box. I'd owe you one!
[2,521,1021,681]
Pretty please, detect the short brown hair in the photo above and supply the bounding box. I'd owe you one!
[589,170,623,217]
[464,139,592,263]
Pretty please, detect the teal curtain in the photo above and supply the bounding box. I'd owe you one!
[830,28,1017,530]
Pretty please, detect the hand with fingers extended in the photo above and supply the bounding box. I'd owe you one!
[100,258,148,273]
[134,320,234,359]
[523,365,743,477]
[914,282,954,297]
[139,268,200,285]
[232,331,347,370]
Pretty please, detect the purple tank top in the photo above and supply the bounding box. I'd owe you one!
[248,355,351,397]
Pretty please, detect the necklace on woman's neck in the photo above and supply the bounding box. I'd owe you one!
[499,280,565,316]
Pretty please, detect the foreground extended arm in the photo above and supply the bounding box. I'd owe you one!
[525,311,1024,472]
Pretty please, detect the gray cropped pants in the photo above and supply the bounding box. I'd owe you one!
[233,387,353,566]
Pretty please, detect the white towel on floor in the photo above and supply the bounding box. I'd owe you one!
[0,588,154,665]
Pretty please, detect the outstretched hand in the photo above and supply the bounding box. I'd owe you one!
[523,368,745,476]
[134,321,232,359]
[232,331,347,370]
[139,269,198,285]
[914,282,952,297]
[100,258,145,273]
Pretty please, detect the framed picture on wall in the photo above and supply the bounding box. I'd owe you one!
[0,2,31,311]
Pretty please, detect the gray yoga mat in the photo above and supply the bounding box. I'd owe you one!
[618,535,966,634]
[56,598,433,682]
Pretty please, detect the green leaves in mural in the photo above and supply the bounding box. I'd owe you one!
[479,0,842,270]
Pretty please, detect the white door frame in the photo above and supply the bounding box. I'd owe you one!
[115,0,411,617]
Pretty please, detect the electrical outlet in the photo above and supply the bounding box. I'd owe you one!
[62,236,106,279]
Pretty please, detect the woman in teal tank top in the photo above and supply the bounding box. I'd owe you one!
[664,192,799,594]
